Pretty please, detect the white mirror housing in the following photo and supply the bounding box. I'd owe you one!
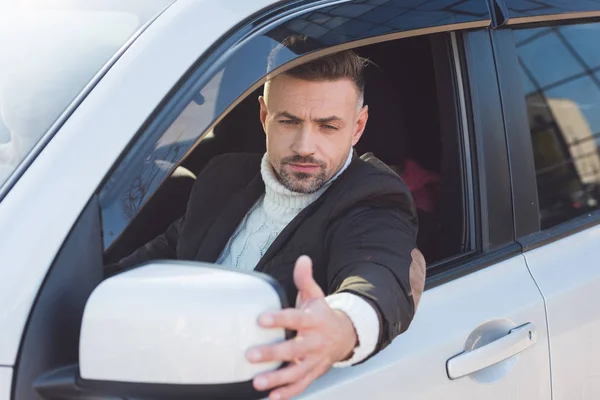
[79,261,287,388]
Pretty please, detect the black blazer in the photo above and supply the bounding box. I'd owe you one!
[106,152,419,356]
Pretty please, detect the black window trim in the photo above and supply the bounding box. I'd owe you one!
[451,32,477,254]
[425,30,521,290]
[426,243,521,290]
[490,28,540,239]
[518,208,600,251]
[492,0,600,26]
[427,28,516,288]
[99,0,515,287]
[492,15,600,252]
[425,31,477,274]
[504,11,600,27]
[462,29,515,249]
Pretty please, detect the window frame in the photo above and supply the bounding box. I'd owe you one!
[491,12,600,251]
[98,0,516,286]
[426,28,518,289]
[497,0,600,25]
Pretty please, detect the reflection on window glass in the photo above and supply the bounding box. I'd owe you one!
[100,68,225,242]
[544,76,600,135]
[560,24,600,70]
[516,30,583,90]
[515,23,600,229]
[513,27,551,45]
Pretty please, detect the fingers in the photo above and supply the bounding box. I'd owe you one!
[293,255,324,304]
[247,334,325,363]
[249,256,330,399]
[258,308,319,331]
[252,358,318,391]
[267,360,330,400]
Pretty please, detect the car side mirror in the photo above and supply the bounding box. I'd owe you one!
[77,261,288,399]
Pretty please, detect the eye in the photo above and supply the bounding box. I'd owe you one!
[321,124,338,131]
[278,119,298,125]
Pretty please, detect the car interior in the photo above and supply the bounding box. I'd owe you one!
[104,33,467,268]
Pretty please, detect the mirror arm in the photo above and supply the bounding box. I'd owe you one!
[34,364,117,400]
[34,364,269,400]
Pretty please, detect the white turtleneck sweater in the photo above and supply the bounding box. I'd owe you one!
[216,150,379,367]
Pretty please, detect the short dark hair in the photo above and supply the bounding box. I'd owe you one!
[267,36,367,104]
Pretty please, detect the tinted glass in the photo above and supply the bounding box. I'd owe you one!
[0,0,172,190]
[515,23,600,229]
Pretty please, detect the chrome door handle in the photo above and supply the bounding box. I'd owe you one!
[446,322,537,380]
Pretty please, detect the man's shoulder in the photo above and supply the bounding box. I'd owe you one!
[342,152,411,197]
[357,152,400,177]
[325,151,417,220]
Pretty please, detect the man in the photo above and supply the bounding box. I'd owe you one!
[108,46,426,400]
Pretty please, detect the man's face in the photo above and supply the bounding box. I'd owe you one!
[259,74,368,194]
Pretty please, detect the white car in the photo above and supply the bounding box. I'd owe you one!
[1,0,600,399]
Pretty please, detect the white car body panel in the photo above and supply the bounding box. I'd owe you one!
[0,368,11,400]
[524,224,600,399]
[298,256,551,399]
[0,0,279,366]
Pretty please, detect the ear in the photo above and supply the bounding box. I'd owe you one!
[352,105,369,146]
[258,96,268,134]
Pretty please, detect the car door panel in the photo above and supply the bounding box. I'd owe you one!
[489,13,600,399]
[0,368,11,400]
[524,225,600,399]
[299,256,551,399]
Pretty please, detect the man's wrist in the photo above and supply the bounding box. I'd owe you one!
[325,292,380,367]
[333,309,359,362]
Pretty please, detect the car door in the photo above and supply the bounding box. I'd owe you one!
[297,23,549,400]
[3,1,552,400]
[96,1,551,398]
[0,369,10,400]
[490,2,600,399]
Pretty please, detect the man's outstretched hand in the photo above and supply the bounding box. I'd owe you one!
[246,256,358,400]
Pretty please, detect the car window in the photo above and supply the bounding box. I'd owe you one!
[96,0,507,274]
[0,0,172,190]
[99,0,490,257]
[514,23,600,229]
[101,34,477,270]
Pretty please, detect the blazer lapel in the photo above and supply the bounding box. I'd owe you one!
[194,173,264,263]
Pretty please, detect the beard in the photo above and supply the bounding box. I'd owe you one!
[278,155,328,194]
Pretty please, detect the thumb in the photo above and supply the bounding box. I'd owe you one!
[294,255,325,307]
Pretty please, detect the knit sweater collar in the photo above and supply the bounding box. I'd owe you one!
[260,150,353,216]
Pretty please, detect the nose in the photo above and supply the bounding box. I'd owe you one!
[291,124,316,156]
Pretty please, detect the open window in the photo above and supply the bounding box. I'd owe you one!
[102,31,474,270]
